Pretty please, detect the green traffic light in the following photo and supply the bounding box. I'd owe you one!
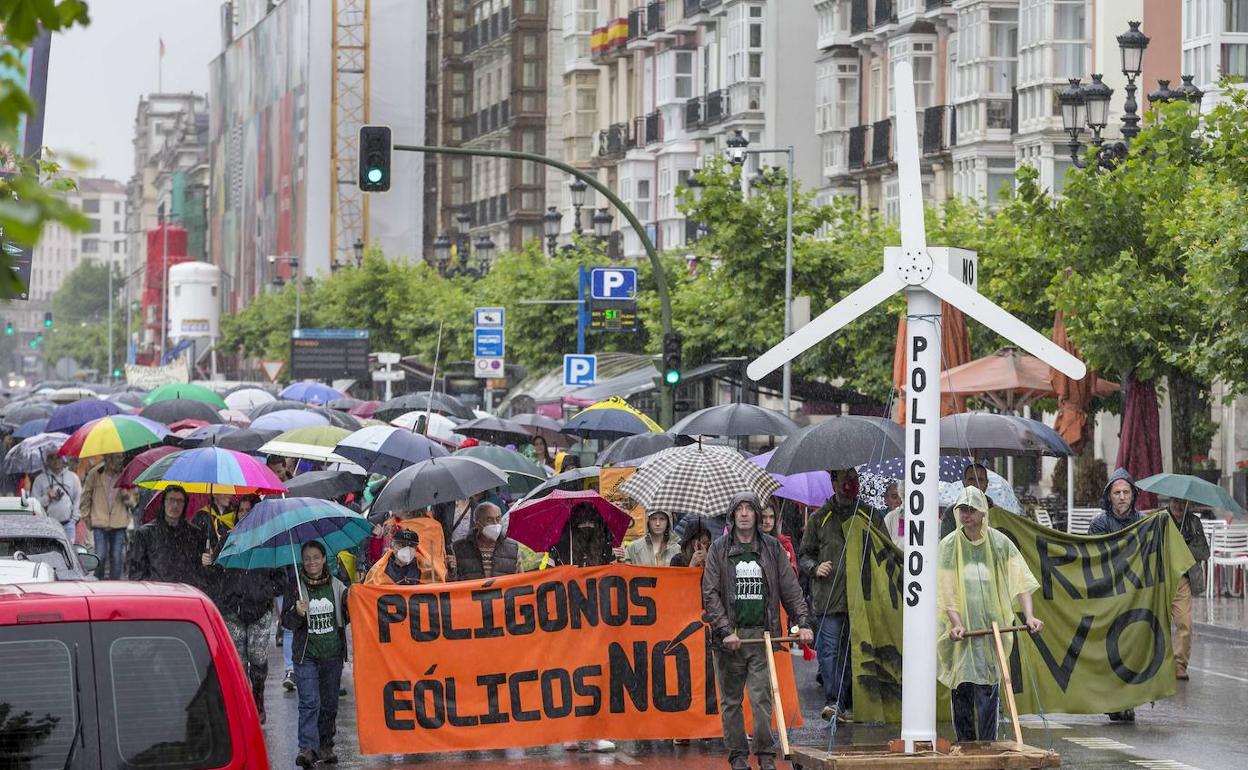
[664,369,681,386]
[28,340,36,349]
[367,168,384,184]
[112,368,122,378]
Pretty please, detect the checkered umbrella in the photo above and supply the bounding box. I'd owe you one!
[617,443,780,518]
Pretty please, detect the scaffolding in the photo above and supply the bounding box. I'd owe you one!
[331,0,370,267]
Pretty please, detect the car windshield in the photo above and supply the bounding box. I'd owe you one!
[0,537,70,571]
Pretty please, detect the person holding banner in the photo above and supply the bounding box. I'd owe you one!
[937,486,1043,743]
[282,540,351,768]
[704,493,813,770]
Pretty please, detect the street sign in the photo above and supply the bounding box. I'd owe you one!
[372,370,405,382]
[474,307,505,328]
[474,357,504,378]
[260,360,285,383]
[290,328,370,380]
[563,354,597,387]
[590,268,637,300]
[474,329,505,358]
[376,351,401,365]
[589,300,639,332]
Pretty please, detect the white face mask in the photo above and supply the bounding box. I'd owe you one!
[396,546,415,565]
[481,523,502,542]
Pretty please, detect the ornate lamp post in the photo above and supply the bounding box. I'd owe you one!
[569,178,588,235]
[543,206,563,256]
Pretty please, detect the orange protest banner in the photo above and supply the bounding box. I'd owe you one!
[350,564,803,755]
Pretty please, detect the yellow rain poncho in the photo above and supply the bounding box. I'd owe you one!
[936,524,1039,688]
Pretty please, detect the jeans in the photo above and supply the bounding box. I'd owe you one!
[951,682,999,741]
[815,613,851,708]
[92,528,126,580]
[277,596,294,671]
[62,520,77,547]
[294,655,344,751]
[713,628,774,767]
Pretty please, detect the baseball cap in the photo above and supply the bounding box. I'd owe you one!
[954,486,989,514]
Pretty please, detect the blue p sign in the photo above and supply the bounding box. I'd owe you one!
[564,354,597,387]
[590,268,637,300]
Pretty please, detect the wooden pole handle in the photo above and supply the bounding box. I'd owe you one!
[961,624,1028,638]
[991,621,1025,747]
[739,635,802,644]
[762,631,791,759]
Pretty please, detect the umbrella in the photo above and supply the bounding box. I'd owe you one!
[217,497,372,572]
[285,470,367,500]
[333,425,449,477]
[375,392,474,422]
[456,415,534,445]
[892,304,973,423]
[48,386,98,404]
[598,433,678,465]
[46,399,122,435]
[135,446,287,494]
[618,444,781,518]
[169,419,212,434]
[309,406,362,431]
[390,411,465,447]
[280,381,346,405]
[940,347,1119,415]
[251,409,330,433]
[510,413,573,447]
[3,433,69,474]
[224,388,276,412]
[2,401,55,425]
[1136,473,1245,516]
[938,471,1022,515]
[139,398,224,426]
[180,424,240,447]
[259,425,353,463]
[250,399,308,419]
[669,403,800,438]
[506,489,633,552]
[143,383,228,408]
[348,400,381,418]
[514,466,603,505]
[217,409,253,427]
[107,391,147,408]
[749,449,833,508]
[939,413,1072,457]
[118,445,182,488]
[203,427,281,453]
[856,455,973,484]
[58,415,170,458]
[12,418,50,439]
[765,416,904,476]
[327,398,363,412]
[562,396,662,440]
[371,456,510,514]
[454,445,548,494]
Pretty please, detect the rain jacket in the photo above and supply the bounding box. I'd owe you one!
[624,511,680,566]
[1089,468,1143,535]
[384,516,448,583]
[670,517,716,567]
[702,493,811,644]
[31,467,80,525]
[799,495,872,616]
[80,463,136,531]
[454,535,521,579]
[127,515,209,587]
[205,551,285,624]
[1168,506,1211,595]
[364,550,426,585]
[280,572,350,664]
[936,523,1039,688]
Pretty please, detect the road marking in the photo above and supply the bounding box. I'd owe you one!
[1187,665,1248,684]
[1130,761,1207,770]
[613,752,640,765]
[1063,736,1135,750]
[1015,716,1070,729]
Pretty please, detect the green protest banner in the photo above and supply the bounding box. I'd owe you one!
[847,510,1194,722]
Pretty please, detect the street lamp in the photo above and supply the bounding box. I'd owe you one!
[681,174,706,242]
[569,178,588,235]
[1117,20,1149,139]
[543,206,562,256]
[353,237,365,268]
[592,207,613,241]
[473,235,495,274]
[268,255,302,330]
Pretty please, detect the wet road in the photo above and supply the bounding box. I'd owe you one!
[259,625,1248,769]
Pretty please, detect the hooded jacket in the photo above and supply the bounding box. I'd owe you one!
[799,493,872,615]
[624,510,681,566]
[671,517,716,567]
[702,492,810,644]
[1089,468,1143,535]
[126,514,208,587]
[204,544,286,624]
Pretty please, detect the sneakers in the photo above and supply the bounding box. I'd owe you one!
[1176,668,1190,681]
[838,707,854,723]
[759,758,777,770]
[821,704,836,721]
[1107,709,1136,722]
[282,670,295,692]
[318,745,338,765]
[821,704,853,723]
[294,748,317,768]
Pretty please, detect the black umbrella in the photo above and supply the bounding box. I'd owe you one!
[203,428,282,453]
[308,406,362,431]
[1,401,55,425]
[598,433,678,465]
[669,403,800,438]
[765,416,904,475]
[107,391,146,408]
[139,399,224,426]
[375,392,473,421]
[327,398,364,413]
[510,413,573,447]
[939,413,1073,457]
[285,470,366,500]
[249,399,309,419]
[513,465,602,505]
[371,456,509,514]
[456,416,533,445]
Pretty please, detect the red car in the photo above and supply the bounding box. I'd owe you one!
[0,581,269,768]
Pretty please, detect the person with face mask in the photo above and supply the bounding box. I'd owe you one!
[363,528,424,585]
[799,467,872,724]
[453,501,521,580]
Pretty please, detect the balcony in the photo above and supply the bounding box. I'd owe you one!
[922,105,947,155]
[684,0,701,18]
[850,0,870,35]
[636,111,662,146]
[705,89,729,124]
[472,193,510,226]
[464,8,511,55]
[647,2,668,39]
[874,0,896,27]
[684,96,703,130]
[597,122,635,159]
[871,118,892,165]
[925,0,952,9]
[848,125,868,170]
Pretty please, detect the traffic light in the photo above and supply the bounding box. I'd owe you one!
[359,125,392,192]
[4,321,11,335]
[42,311,52,328]
[661,332,683,386]
[112,368,122,378]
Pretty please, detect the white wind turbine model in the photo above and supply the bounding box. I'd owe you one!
[747,61,1087,749]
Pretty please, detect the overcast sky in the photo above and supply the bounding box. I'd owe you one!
[43,0,222,183]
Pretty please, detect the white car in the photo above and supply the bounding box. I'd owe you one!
[0,494,45,517]
[0,557,55,583]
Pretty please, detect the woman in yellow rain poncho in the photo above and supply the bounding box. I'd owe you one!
[937,486,1043,742]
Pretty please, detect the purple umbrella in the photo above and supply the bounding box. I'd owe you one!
[46,398,123,435]
[250,409,330,433]
[750,449,832,507]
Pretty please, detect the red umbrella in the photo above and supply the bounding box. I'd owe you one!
[168,418,210,433]
[118,445,181,489]
[506,489,633,553]
[349,400,382,418]
[1114,372,1162,510]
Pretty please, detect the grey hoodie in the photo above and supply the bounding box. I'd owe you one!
[1088,467,1142,535]
[624,510,680,566]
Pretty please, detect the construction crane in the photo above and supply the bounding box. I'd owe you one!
[331,0,370,267]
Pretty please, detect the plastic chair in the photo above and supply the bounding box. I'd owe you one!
[1066,507,1099,535]
[1206,524,1248,598]
[1034,509,1053,529]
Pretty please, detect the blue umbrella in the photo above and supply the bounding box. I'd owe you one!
[251,409,330,433]
[46,399,122,435]
[279,382,345,406]
[334,425,449,477]
[216,497,373,572]
[12,418,50,439]
[1137,473,1245,516]
[856,455,973,483]
[180,423,241,447]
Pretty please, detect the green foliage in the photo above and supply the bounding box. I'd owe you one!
[42,305,124,375]
[51,259,116,324]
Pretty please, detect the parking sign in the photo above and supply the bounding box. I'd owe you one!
[590,268,637,300]
[563,354,597,387]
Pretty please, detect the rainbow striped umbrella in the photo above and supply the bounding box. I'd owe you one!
[58,415,170,458]
[134,446,287,494]
[216,497,372,570]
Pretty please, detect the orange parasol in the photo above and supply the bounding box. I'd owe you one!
[1051,310,1093,452]
[892,304,973,424]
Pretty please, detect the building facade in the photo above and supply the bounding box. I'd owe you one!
[1182,0,1248,97]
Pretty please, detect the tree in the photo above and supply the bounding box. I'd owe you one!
[51,259,117,324]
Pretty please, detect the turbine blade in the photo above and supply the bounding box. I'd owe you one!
[894,60,927,257]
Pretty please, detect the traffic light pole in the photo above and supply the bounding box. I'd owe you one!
[393,142,676,427]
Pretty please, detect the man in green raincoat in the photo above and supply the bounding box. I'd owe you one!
[937,486,1043,742]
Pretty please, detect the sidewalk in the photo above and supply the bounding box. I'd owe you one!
[1194,594,1248,642]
